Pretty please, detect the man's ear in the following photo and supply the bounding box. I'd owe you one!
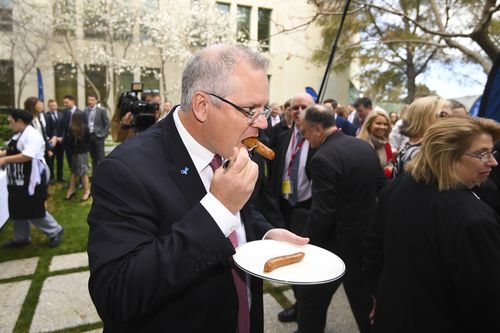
[191,92,209,123]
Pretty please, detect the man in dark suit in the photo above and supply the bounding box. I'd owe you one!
[61,94,81,169]
[84,93,110,173]
[87,44,308,333]
[269,92,316,323]
[44,99,65,182]
[352,97,373,134]
[295,104,386,333]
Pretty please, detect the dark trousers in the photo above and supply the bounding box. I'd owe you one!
[47,144,64,180]
[89,133,105,174]
[297,228,372,333]
[279,197,312,232]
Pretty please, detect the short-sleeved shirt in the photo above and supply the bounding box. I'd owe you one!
[10,125,46,162]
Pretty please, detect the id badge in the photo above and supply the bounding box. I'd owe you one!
[282,180,292,194]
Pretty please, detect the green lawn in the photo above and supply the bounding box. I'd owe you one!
[0,181,91,263]
[0,178,94,333]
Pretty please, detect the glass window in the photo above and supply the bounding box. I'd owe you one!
[85,65,107,102]
[141,67,160,91]
[258,8,271,52]
[84,0,107,39]
[54,63,78,107]
[0,60,14,108]
[216,2,230,14]
[117,70,134,92]
[0,0,13,32]
[237,5,251,43]
[53,0,76,36]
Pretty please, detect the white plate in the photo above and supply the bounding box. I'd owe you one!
[233,239,345,285]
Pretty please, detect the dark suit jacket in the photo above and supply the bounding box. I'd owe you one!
[304,132,385,252]
[87,112,272,333]
[335,115,357,136]
[61,108,83,149]
[365,174,500,332]
[44,111,64,138]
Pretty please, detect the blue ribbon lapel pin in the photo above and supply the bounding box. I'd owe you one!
[180,167,189,175]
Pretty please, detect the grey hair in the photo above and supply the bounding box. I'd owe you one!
[180,44,269,111]
[303,104,336,128]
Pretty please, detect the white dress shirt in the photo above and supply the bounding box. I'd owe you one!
[173,108,247,246]
[282,126,312,203]
[270,115,281,127]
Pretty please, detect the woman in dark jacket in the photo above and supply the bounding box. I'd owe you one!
[364,117,500,332]
[65,110,91,201]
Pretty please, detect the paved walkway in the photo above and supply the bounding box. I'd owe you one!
[0,252,358,333]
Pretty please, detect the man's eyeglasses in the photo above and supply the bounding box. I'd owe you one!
[463,150,498,163]
[204,92,271,124]
[291,104,308,111]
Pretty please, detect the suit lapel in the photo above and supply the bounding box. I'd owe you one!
[161,113,207,208]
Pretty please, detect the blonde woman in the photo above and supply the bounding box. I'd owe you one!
[392,96,449,178]
[365,117,500,332]
[358,110,394,178]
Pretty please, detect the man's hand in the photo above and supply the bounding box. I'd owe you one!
[210,147,258,214]
[264,228,310,245]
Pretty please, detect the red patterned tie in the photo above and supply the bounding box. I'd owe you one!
[209,154,251,333]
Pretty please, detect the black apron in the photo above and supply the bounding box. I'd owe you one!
[6,129,47,219]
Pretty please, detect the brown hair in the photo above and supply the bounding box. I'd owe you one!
[69,110,88,140]
[24,97,41,115]
[407,117,500,191]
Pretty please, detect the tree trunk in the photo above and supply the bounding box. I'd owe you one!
[405,47,417,104]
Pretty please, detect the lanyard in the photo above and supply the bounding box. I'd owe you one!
[286,135,306,177]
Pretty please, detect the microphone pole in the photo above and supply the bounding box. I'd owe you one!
[316,0,352,103]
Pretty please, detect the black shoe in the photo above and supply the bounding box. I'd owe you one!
[57,177,67,182]
[48,228,64,248]
[278,303,297,323]
[2,239,31,249]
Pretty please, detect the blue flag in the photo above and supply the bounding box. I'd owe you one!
[478,54,499,122]
[37,67,44,102]
[305,87,318,102]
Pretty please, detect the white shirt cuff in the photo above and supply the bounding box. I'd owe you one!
[201,192,240,237]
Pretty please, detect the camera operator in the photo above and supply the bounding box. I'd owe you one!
[112,84,161,141]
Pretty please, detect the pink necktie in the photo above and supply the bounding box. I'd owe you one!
[209,154,250,333]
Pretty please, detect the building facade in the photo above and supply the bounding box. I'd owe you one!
[0,0,352,113]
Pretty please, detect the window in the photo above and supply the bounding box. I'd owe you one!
[53,0,76,36]
[216,2,230,14]
[84,0,107,39]
[237,5,251,43]
[54,63,78,107]
[258,8,271,52]
[117,70,134,92]
[85,65,107,102]
[0,60,14,108]
[0,0,13,32]
[140,0,158,41]
[140,67,160,91]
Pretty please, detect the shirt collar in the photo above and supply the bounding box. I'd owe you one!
[173,107,215,174]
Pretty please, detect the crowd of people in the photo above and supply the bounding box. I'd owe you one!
[1,43,499,333]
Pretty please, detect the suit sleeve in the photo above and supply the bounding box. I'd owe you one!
[303,155,339,247]
[101,108,110,136]
[87,157,235,327]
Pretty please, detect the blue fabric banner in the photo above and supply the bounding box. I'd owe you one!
[37,67,44,102]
